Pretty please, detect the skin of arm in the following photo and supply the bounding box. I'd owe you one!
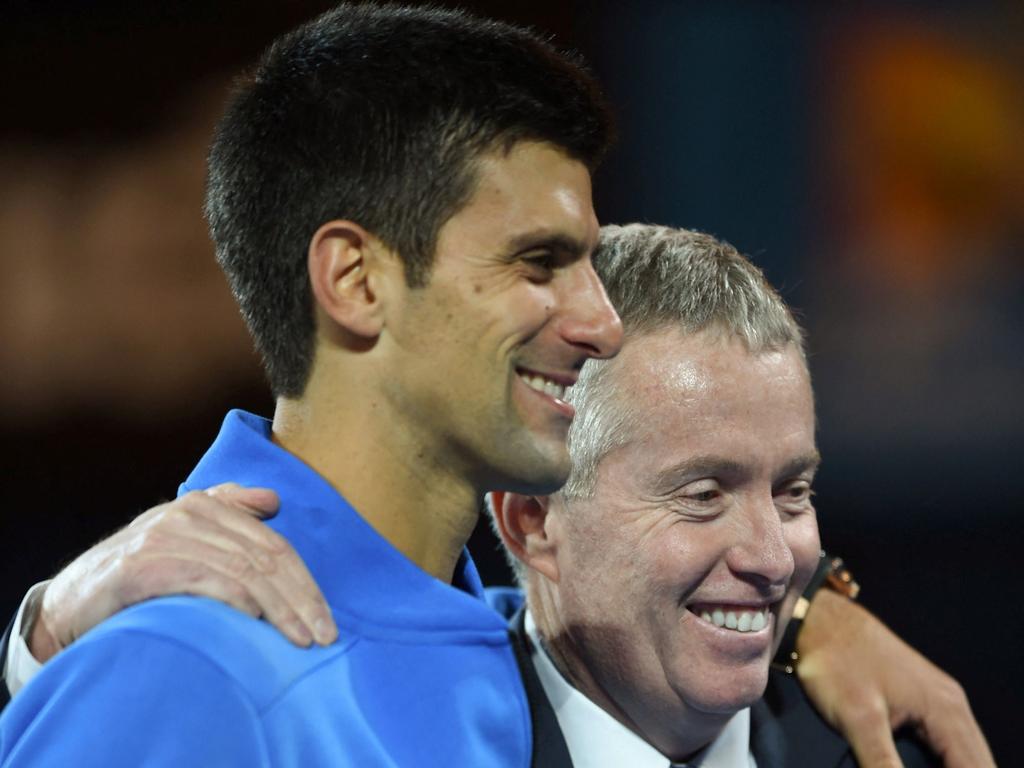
[24,484,337,667]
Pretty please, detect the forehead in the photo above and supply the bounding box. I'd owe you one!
[619,328,810,400]
[600,329,816,480]
[435,140,599,256]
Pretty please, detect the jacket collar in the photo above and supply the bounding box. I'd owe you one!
[182,410,507,640]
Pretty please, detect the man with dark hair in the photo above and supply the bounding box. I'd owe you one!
[0,5,622,765]
[204,3,612,398]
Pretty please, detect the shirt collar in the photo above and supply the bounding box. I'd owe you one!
[181,410,506,638]
[524,609,755,768]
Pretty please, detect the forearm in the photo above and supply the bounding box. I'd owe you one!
[796,587,858,664]
[3,582,50,702]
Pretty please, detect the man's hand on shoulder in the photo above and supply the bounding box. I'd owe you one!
[796,589,994,768]
[29,484,338,663]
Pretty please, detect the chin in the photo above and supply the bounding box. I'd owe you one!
[502,461,570,495]
[681,666,770,716]
[494,438,571,494]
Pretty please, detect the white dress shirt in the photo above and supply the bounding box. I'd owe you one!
[3,581,48,698]
[525,610,757,768]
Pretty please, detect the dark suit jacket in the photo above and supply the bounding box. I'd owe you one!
[508,607,939,768]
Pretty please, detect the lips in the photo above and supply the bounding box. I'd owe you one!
[517,370,569,400]
[687,603,772,634]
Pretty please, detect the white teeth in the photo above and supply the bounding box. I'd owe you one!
[696,607,769,634]
[520,373,566,400]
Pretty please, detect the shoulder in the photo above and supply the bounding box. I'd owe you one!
[80,595,358,707]
[0,597,358,766]
[0,600,269,765]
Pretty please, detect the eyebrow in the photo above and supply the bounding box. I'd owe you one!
[505,230,593,259]
[651,451,822,494]
[777,452,822,480]
[651,455,747,493]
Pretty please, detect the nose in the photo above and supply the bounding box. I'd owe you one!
[725,494,795,590]
[556,259,624,359]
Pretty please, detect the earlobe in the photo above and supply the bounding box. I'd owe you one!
[308,220,388,340]
[490,491,560,584]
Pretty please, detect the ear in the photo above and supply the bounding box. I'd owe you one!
[489,491,561,584]
[308,220,395,340]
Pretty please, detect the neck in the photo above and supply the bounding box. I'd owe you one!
[272,391,480,584]
[528,580,729,762]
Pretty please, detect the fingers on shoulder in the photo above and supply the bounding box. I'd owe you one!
[204,483,280,513]
[929,672,970,716]
[840,695,904,768]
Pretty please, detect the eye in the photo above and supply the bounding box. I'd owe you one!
[774,480,815,512]
[674,479,724,518]
[519,250,557,280]
[688,489,719,503]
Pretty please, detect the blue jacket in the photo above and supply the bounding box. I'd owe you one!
[0,410,532,767]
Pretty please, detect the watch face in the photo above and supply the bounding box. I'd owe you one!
[825,558,861,600]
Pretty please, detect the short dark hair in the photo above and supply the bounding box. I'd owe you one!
[205,2,613,397]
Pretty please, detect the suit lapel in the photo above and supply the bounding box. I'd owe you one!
[508,606,575,768]
[750,672,850,768]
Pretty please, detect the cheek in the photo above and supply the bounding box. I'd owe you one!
[657,519,731,582]
[492,280,557,324]
[633,527,712,621]
[561,523,653,618]
[785,518,822,594]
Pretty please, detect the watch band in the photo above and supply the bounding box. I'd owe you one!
[771,551,859,674]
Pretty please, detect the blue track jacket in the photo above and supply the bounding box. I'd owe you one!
[0,410,532,767]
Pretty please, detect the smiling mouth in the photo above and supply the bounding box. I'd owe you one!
[687,604,772,634]
[517,369,570,401]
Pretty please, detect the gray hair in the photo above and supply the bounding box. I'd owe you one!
[493,223,806,583]
[560,224,805,499]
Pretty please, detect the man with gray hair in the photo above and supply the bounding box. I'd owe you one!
[488,224,944,765]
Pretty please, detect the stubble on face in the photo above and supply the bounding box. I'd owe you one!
[376,141,619,498]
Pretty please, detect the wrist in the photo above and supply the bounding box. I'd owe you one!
[773,552,860,674]
[26,589,64,664]
[796,587,854,655]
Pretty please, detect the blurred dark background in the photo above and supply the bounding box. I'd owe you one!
[2,1,1020,762]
